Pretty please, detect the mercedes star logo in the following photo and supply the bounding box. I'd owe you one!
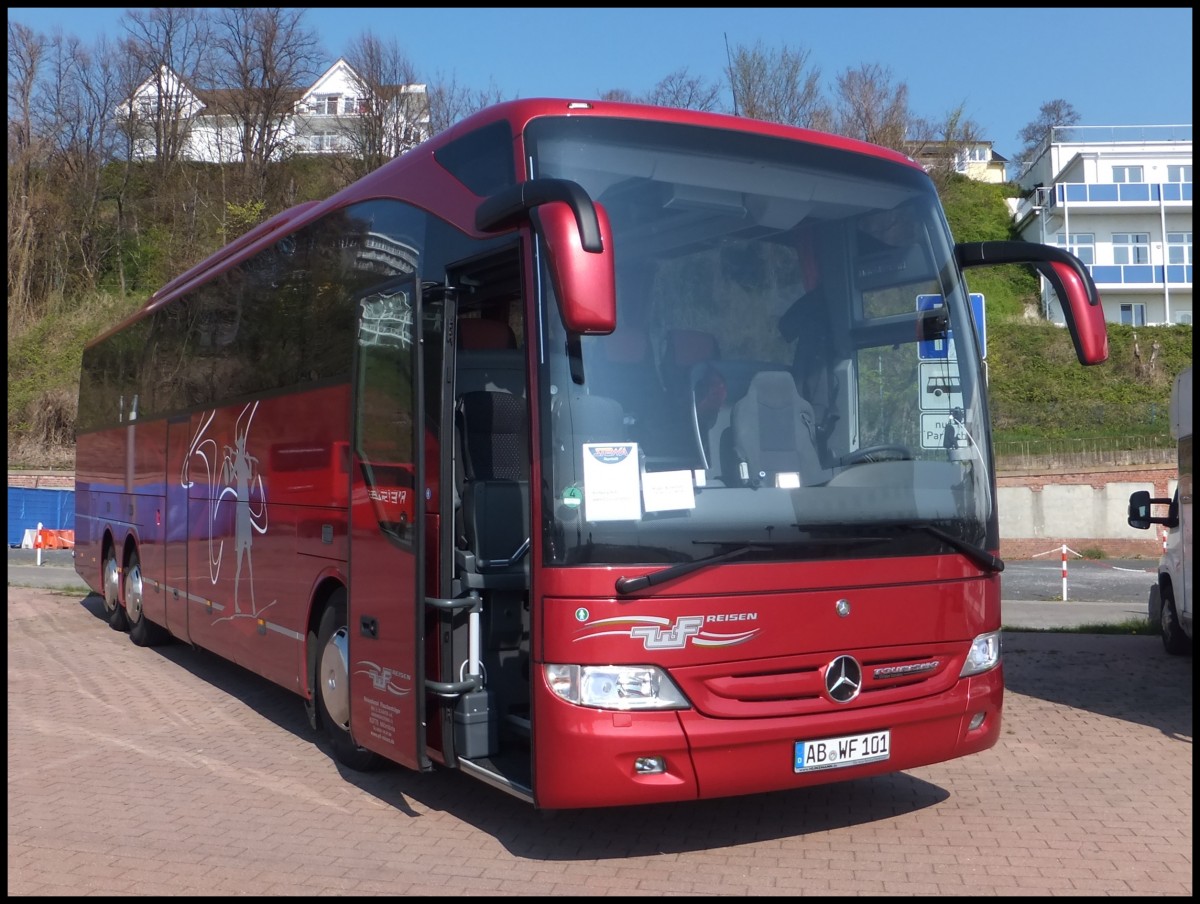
[824,655,863,703]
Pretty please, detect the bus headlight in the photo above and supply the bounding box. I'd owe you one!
[959,631,1002,677]
[544,664,690,710]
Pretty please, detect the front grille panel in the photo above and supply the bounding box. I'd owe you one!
[674,641,967,718]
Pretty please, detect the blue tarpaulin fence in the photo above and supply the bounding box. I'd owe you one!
[7,487,75,547]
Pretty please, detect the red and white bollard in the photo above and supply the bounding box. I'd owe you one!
[1061,544,1069,603]
[1162,528,1169,554]
[34,521,44,567]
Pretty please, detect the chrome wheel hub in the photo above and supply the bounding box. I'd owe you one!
[125,563,144,623]
[319,626,351,729]
[103,556,120,613]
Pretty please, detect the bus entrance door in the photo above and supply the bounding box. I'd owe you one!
[347,276,427,768]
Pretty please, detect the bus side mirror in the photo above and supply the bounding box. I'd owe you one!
[1034,259,1109,366]
[955,241,1110,366]
[533,200,616,335]
[476,177,616,335]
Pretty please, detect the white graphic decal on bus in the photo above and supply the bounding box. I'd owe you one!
[355,661,413,697]
[181,401,275,619]
[573,615,759,650]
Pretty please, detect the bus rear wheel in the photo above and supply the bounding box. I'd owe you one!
[102,545,128,632]
[1160,587,1190,656]
[315,592,381,771]
[126,549,169,647]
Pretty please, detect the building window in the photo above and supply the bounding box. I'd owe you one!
[1167,232,1193,265]
[315,94,342,115]
[311,131,345,152]
[1119,303,1146,326]
[1166,165,1192,183]
[1113,233,1150,265]
[1112,165,1144,183]
[952,145,990,172]
[1057,233,1095,266]
[1176,311,1193,325]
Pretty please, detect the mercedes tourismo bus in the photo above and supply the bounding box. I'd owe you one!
[74,98,1110,809]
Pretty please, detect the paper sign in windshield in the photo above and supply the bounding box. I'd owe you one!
[582,442,641,521]
[642,469,696,512]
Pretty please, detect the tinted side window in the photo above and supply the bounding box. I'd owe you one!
[434,119,515,196]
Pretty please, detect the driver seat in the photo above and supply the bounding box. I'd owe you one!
[730,370,827,487]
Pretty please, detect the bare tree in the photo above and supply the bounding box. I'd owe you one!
[425,72,505,136]
[597,87,638,103]
[1016,98,1080,169]
[40,33,127,290]
[644,68,722,112]
[831,63,910,153]
[108,16,220,286]
[207,8,323,198]
[118,7,212,178]
[7,28,125,310]
[727,40,830,130]
[340,33,426,181]
[907,103,985,192]
[7,21,48,331]
[597,68,721,112]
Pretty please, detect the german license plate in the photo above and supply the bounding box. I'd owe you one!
[794,729,890,773]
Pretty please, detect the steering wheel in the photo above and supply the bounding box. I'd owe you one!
[840,444,914,465]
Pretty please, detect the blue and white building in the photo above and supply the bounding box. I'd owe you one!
[1010,125,1192,327]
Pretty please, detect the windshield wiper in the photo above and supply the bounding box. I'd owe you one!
[615,544,767,595]
[900,523,1004,573]
[612,527,999,596]
[614,537,880,596]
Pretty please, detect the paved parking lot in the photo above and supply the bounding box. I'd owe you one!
[7,585,1192,896]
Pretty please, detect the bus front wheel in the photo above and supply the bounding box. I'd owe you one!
[315,592,381,771]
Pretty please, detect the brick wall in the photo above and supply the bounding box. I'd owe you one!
[8,472,74,489]
[996,463,1174,560]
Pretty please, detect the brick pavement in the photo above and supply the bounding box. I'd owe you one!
[7,585,1192,896]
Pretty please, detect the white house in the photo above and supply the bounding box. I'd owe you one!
[1009,125,1193,327]
[121,58,429,164]
[290,58,428,156]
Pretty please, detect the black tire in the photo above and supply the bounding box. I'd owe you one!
[314,591,381,771]
[1147,584,1163,631]
[126,548,169,647]
[102,544,129,632]
[1159,587,1190,656]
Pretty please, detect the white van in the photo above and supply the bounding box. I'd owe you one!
[1127,366,1192,655]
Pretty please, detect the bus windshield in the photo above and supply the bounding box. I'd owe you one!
[527,115,991,567]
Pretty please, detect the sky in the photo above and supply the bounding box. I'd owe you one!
[8,7,1193,157]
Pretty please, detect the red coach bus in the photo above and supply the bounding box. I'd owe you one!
[75,98,1109,809]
